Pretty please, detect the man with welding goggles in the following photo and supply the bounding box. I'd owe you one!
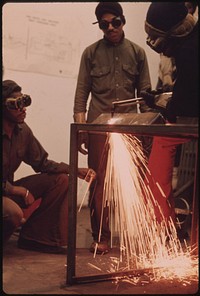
[2,80,94,253]
[141,2,198,232]
[73,2,152,254]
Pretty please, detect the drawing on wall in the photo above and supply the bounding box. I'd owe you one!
[3,5,82,78]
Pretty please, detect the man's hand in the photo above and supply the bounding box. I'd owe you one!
[74,112,88,155]
[78,132,88,155]
[140,90,157,108]
[77,168,96,182]
[23,189,35,206]
[11,185,35,206]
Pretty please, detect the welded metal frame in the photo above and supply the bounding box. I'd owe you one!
[66,122,198,286]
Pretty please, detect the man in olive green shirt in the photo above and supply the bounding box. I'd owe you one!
[73,2,151,254]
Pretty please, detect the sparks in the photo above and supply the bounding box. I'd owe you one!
[79,132,198,283]
[104,133,198,280]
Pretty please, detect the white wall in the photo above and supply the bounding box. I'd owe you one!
[2,2,159,203]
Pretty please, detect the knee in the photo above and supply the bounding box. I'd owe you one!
[3,208,24,243]
[56,173,69,188]
[4,207,24,229]
[10,208,24,228]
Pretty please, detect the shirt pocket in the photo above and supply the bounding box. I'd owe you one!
[90,66,111,93]
[122,64,139,91]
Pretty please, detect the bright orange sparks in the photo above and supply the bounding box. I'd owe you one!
[102,133,198,281]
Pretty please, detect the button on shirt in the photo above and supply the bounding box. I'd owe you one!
[74,35,151,123]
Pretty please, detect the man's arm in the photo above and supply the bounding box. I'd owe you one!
[3,180,35,206]
[136,47,152,96]
[21,124,70,174]
[73,48,92,115]
[73,48,93,154]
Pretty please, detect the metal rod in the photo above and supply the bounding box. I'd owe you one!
[67,124,79,285]
[112,97,144,107]
[68,266,163,285]
[190,144,198,254]
[74,123,198,139]
[111,98,144,117]
[173,179,194,198]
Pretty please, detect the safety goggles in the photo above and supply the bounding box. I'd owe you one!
[93,16,122,30]
[5,94,32,110]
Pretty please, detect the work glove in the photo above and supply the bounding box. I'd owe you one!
[162,83,174,93]
[140,88,163,109]
[73,112,88,155]
[141,89,171,119]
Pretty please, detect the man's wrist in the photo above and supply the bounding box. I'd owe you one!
[73,112,86,123]
[24,189,29,202]
[24,189,29,198]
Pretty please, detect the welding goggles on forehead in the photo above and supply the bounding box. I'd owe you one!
[93,16,124,30]
[4,94,32,110]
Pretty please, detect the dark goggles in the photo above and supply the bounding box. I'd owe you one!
[93,16,122,30]
[5,94,32,110]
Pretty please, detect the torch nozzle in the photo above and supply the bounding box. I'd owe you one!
[111,97,144,117]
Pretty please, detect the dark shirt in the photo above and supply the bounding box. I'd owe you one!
[74,35,151,123]
[3,122,69,194]
[167,22,199,120]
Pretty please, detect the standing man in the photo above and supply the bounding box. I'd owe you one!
[156,1,198,93]
[73,2,151,254]
[3,79,93,253]
[141,2,198,227]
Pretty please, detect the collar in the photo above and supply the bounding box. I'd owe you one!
[3,123,22,137]
[103,31,125,46]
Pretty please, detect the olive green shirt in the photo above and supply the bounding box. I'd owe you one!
[74,35,152,123]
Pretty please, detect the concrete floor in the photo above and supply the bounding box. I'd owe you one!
[2,207,199,295]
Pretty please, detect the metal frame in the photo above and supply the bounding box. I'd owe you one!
[66,122,198,285]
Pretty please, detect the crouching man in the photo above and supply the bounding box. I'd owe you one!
[2,80,94,254]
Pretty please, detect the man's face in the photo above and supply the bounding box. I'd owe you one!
[4,91,27,124]
[99,13,124,43]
